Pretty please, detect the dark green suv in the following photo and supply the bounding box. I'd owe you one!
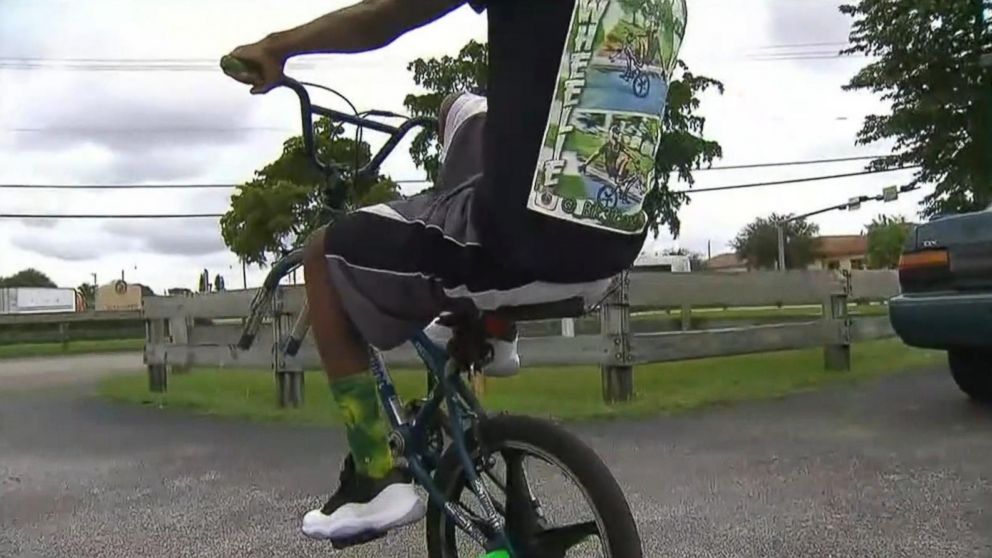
[889,205,992,402]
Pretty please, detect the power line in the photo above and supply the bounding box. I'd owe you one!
[698,155,885,172]
[0,168,924,219]
[680,166,920,195]
[0,213,224,220]
[0,156,892,190]
[0,179,432,189]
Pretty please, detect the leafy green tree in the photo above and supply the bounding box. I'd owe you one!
[77,283,96,308]
[220,119,400,265]
[865,214,914,269]
[0,268,57,288]
[403,44,722,238]
[731,214,821,270]
[841,0,992,217]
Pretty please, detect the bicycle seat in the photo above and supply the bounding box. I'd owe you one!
[439,297,587,329]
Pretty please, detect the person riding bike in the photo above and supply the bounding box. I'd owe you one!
[579,124,637,188]
[225,0,685,548]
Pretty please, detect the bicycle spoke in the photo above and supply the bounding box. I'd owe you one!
[533,521,599,557]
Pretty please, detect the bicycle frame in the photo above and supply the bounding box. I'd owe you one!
[233,78,517,555]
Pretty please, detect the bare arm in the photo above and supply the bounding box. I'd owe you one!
[228,0,465,93]
[269,0,464,56]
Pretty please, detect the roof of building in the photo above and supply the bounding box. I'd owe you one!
[705,252,747,270]
[813,235,868,259]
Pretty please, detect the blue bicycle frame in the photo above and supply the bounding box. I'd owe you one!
[369,330,513,553]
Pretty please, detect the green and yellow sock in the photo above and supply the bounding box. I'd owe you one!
[330,374,394,479]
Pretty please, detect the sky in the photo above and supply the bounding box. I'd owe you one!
[0,0,928,292]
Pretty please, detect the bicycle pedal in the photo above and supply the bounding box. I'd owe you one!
[329,530,387,550]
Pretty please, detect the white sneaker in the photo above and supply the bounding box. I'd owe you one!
[423,319,521,377]
[302,457,426,547]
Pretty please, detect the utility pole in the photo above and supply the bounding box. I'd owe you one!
[775,185,917,272]
[776,225,786,271]
[91,273,97,287]
[242,260,247,290]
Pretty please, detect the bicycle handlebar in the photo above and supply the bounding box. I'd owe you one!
[220,55,435,181]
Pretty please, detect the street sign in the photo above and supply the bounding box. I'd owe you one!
[883,186,899,202]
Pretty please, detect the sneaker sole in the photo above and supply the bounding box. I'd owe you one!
[302,484,427,543]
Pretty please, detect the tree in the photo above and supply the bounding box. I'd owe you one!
[0,268,57,288]
[731,214,820,270]
[841,0,992,218]
[77,283,96,308]
[865,214,914,269]
[403,44,722,237]
[198,270,210,293]
[220,119,400,265]
[662,247,705,271]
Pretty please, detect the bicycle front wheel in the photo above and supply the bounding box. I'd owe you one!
[425,415,642,558]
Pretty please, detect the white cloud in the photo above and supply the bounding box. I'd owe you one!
[0,0,926,290]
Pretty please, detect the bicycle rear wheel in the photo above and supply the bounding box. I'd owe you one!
[425,415,642,558]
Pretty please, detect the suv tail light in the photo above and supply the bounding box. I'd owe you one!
[899,249,951,292]
[899,249,949,270]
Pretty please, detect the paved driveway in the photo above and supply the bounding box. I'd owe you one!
[2,366,990,557]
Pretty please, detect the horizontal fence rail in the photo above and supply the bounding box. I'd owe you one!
[141,270,902,405]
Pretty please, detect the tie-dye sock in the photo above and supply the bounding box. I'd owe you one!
[330,374,394,480]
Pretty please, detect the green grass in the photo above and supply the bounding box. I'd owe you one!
[0,338,144,360]
[99,339,940,425]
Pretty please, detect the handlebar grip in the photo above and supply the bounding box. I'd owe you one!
[220,55,264,85]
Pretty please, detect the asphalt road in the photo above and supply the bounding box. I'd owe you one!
[0,352,142,391]
[2,366,991,557]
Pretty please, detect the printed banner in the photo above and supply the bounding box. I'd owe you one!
[528,0,688,234]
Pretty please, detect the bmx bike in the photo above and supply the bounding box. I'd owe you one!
[221,57,643,558]
[596,171,643,209]
[610,47,651,99]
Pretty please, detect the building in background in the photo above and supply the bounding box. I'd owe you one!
[96,280,154,311]
[634,250,692,273]
[808,235,869,271]
[0,287,78,314]
[703,253,748,273]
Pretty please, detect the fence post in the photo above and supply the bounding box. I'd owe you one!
[561,318,575,338]
[147,318,168,393]
[601,271,633,403]
[58,322,69,352]
[272,288,304,408]
[823,271,852,371]
[168,315,192,374]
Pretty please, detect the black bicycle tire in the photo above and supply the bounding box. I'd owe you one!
[424,414,643,558]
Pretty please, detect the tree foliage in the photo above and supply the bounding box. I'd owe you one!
[0,268,57,288]
[403,44,723,237]
[220,119,400,264]
[841,0,992,217]
[77,283,96,308]
[865,214,914,269]
[731,214,821,270]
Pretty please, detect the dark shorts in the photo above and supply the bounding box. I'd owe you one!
[324,184,610,350]
[322,94,610,350]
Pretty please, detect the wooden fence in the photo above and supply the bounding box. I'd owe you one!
[142,270,901,406]
[0,310,143,348]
